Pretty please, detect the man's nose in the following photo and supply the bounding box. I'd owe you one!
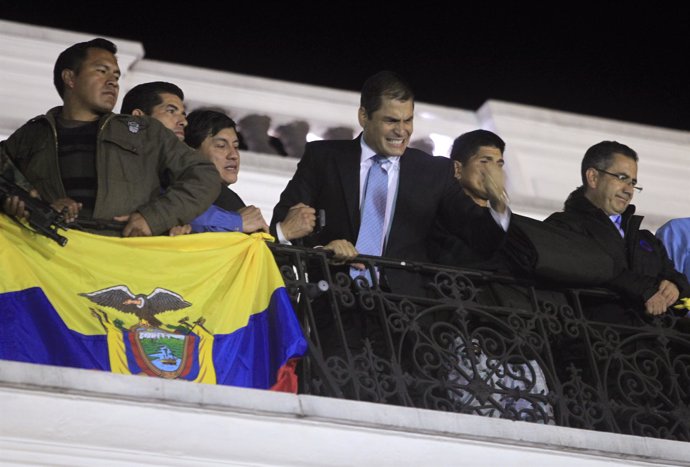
[397,121,412,135]
[178,115,188,127]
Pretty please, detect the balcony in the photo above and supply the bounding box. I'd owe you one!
[2,244,690,465]
[270,244,690,438]
[2,19,690,465]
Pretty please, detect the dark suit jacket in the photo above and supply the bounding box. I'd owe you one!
[271,137,505,291]
[545,187,690,307]
[215,184,246,211]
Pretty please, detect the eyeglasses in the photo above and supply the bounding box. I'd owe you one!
[594,168,643,193]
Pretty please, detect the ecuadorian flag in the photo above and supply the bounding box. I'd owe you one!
[0,215,307,392]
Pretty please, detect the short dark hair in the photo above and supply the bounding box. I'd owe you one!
[360,71,414,118]
[581,141,638,185]
[185,109,237,149]
[450,129,506,165]
[53,38,117,98]
[120,81,184,115]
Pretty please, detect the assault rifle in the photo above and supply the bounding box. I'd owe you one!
[68,218,126,233]
[0,175,69,246]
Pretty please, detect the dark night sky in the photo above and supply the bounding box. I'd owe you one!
[2,3,688,131]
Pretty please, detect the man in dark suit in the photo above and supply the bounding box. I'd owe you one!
[545,140,690,321]
[271,71,509,292]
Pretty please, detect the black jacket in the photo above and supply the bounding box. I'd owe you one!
[215,184,246,211]
[429,217,518,274]
[545,187,690,307]
[270,137,505,293]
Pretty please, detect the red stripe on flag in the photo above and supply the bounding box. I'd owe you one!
[270,358,300,393]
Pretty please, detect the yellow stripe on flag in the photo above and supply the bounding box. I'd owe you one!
[0,216,282,336]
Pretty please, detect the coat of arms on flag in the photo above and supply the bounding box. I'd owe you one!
[0,215,307,392]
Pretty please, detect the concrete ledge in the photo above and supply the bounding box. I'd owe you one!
[1,360,688,466]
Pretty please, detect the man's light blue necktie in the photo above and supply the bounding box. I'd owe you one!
[352,155,388,284]
[612,214,624,237]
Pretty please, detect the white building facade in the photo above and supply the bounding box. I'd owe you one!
[1,20,689,466]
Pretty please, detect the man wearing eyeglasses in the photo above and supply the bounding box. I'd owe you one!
[545,141,690,320]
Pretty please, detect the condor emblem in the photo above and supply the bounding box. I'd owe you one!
[127,121,140,134]
[81,285,196,378]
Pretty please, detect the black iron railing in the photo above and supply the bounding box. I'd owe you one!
[268,243,690,441]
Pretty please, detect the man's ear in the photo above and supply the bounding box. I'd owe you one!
[453,160,463,180]
[357,106,367,128]
[61,69,76,92]
[131,109,145,117]
[585,167,599,189]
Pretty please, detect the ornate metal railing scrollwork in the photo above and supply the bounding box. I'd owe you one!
[267,243,690,441]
